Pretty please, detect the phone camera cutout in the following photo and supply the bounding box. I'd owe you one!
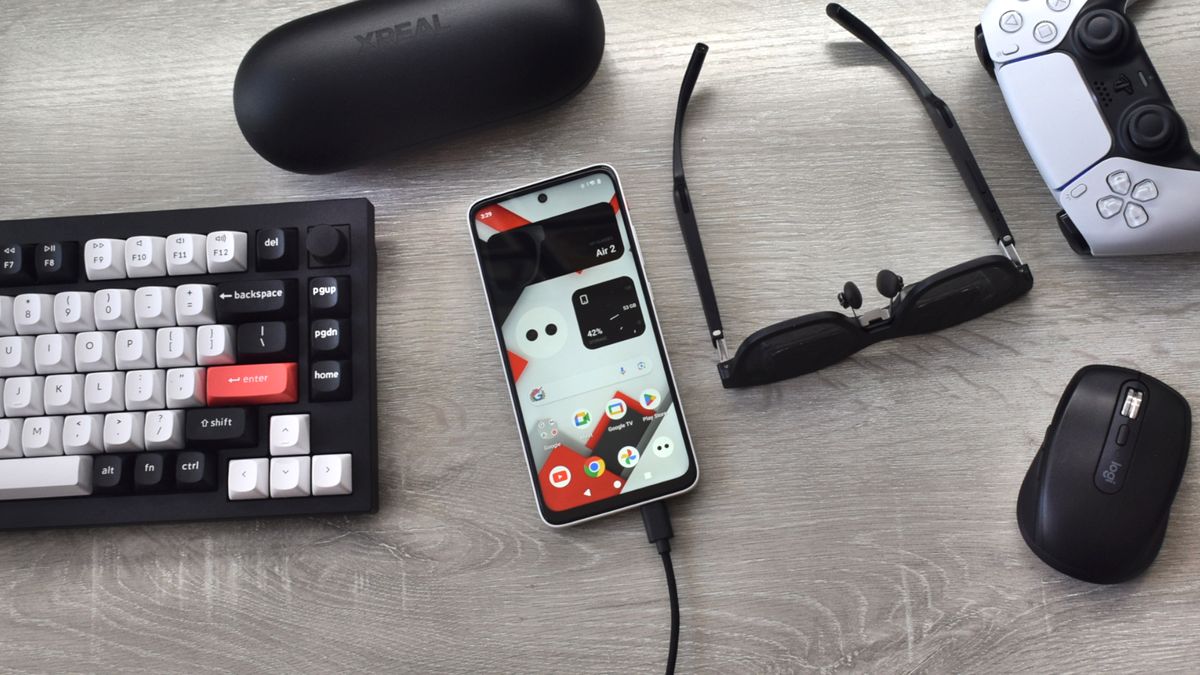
[538,193,549,203]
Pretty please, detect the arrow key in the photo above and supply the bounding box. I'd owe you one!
[270,414,310,456]
[312,453,352,496]
[270,456,311,498]
[228,458,269,500]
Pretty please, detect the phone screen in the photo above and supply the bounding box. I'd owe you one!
[471,167,698,525]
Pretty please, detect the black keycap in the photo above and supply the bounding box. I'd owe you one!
[309,277,350,318]
[311,360,352,401]
[175,451,216,491]
[186,407,256,448]
[237,322,296,363]
[307,224,350,267]
[0,244,34,286]
[93,454,133,495]
[215,279,296,323]
[35,242,78,283]
[256,228,298,271]
[134,453,172,493]
[311,319,349,358]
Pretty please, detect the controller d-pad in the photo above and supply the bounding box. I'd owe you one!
[1097,196,1124,219]
[1132,180,1159,202]
[1107,171,1132,195]
[1077,10,1128,55]
[1124,203,1149,229]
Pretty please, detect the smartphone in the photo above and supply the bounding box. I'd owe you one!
[469,165,699,527]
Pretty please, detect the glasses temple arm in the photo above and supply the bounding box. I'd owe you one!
[826,4,1018,250]
[673,43,730,356]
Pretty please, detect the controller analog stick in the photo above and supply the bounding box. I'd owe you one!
[1077,10,1128,55]
[1126,104,1178,153]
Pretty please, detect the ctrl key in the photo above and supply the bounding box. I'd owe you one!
[228,458,269,501]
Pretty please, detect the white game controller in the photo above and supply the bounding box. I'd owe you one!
[977,0,1200,256]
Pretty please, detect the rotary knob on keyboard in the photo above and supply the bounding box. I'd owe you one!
[306,225,349,267]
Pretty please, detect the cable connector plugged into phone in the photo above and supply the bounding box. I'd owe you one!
[641,500,679,675]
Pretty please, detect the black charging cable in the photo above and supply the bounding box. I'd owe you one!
[641,501,679,674]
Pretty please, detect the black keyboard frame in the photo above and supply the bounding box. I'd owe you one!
[0,198,377,529]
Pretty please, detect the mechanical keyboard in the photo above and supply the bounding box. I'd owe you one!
[0,199,377,529]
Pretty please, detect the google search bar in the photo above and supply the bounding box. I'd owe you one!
[527,357,654,406]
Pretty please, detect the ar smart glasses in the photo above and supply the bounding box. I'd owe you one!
[671,4,1034,389]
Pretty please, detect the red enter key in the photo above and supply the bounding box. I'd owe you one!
[207,363,298,406]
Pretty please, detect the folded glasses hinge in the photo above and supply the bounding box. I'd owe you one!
[998,236,1023,266]
[713,330,729,362]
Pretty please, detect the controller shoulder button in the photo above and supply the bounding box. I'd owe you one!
[1056,211,1092,255]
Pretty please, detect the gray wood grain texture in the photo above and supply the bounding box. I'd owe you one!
[3,0,1200,672]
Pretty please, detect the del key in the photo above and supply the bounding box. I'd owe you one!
[215,280,297,323]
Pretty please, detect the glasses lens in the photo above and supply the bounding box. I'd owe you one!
[901,257,1029,334]
[725,314,865,386]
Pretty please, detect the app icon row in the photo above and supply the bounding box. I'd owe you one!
[546,436,674,490]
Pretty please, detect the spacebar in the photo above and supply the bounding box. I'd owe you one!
[0,456,93,501]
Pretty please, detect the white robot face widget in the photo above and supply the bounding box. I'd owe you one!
[515,306,569,359]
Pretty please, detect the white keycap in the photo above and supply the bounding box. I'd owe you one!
[14,294,55,335]
[175,284,216,326]
[156,327,196,367]
[270,414,310,456]
[0,297,13,336]
[115,329,157,370]
[84,239,127,280]
[196,325,236,366]
[44,374,85,415]
[75,331,117,373]
[165,368,206,409]
[228,458,270,500]
[53,292,96,333]
[84,372,125,413]
[0,418,23,458]
[103,412,146,452]
[4,376,45,417]
[312,454,353,496]
[125,369,166,411]
[270,456,311,498]
[0,336,36,376]
[166,233,208,276]
[125,236,167,278]
[144,410,185,450]
[0,455,92,501]
[206,231,248,273]
[95,289,137,330]
[34,334,75,375]
[63,415,105,455]
[134,287,175,329]
[21,416,65,457]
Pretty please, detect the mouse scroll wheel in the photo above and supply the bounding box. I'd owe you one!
[1121,389,1145,420]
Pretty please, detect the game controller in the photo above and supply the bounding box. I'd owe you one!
[977,0,1200,256]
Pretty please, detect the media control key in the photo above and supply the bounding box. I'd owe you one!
[185,407,256,448]
[214,280,297,323]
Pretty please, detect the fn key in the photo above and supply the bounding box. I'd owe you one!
[312,361,351,401]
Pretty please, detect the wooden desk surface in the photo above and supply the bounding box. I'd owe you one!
[3,0,1200,672]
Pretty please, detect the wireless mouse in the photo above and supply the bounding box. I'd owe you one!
[1018,365,1191,584]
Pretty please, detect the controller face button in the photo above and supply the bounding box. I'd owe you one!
[1107,171,1132,195]
[1000,10,1024,33]
[1097,196,1125,219]
[1047,0,1071,12]
[1126,104,1178,153]
[1034,22,1059,44]
[1124,203,1150,228]
[1132,180,1160,202]
[1077,10,1128,55]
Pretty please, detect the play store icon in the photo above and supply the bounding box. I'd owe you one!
[640,388,662,410]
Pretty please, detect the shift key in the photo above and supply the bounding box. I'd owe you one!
[215,280,296,322]
[186,408,257,448]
